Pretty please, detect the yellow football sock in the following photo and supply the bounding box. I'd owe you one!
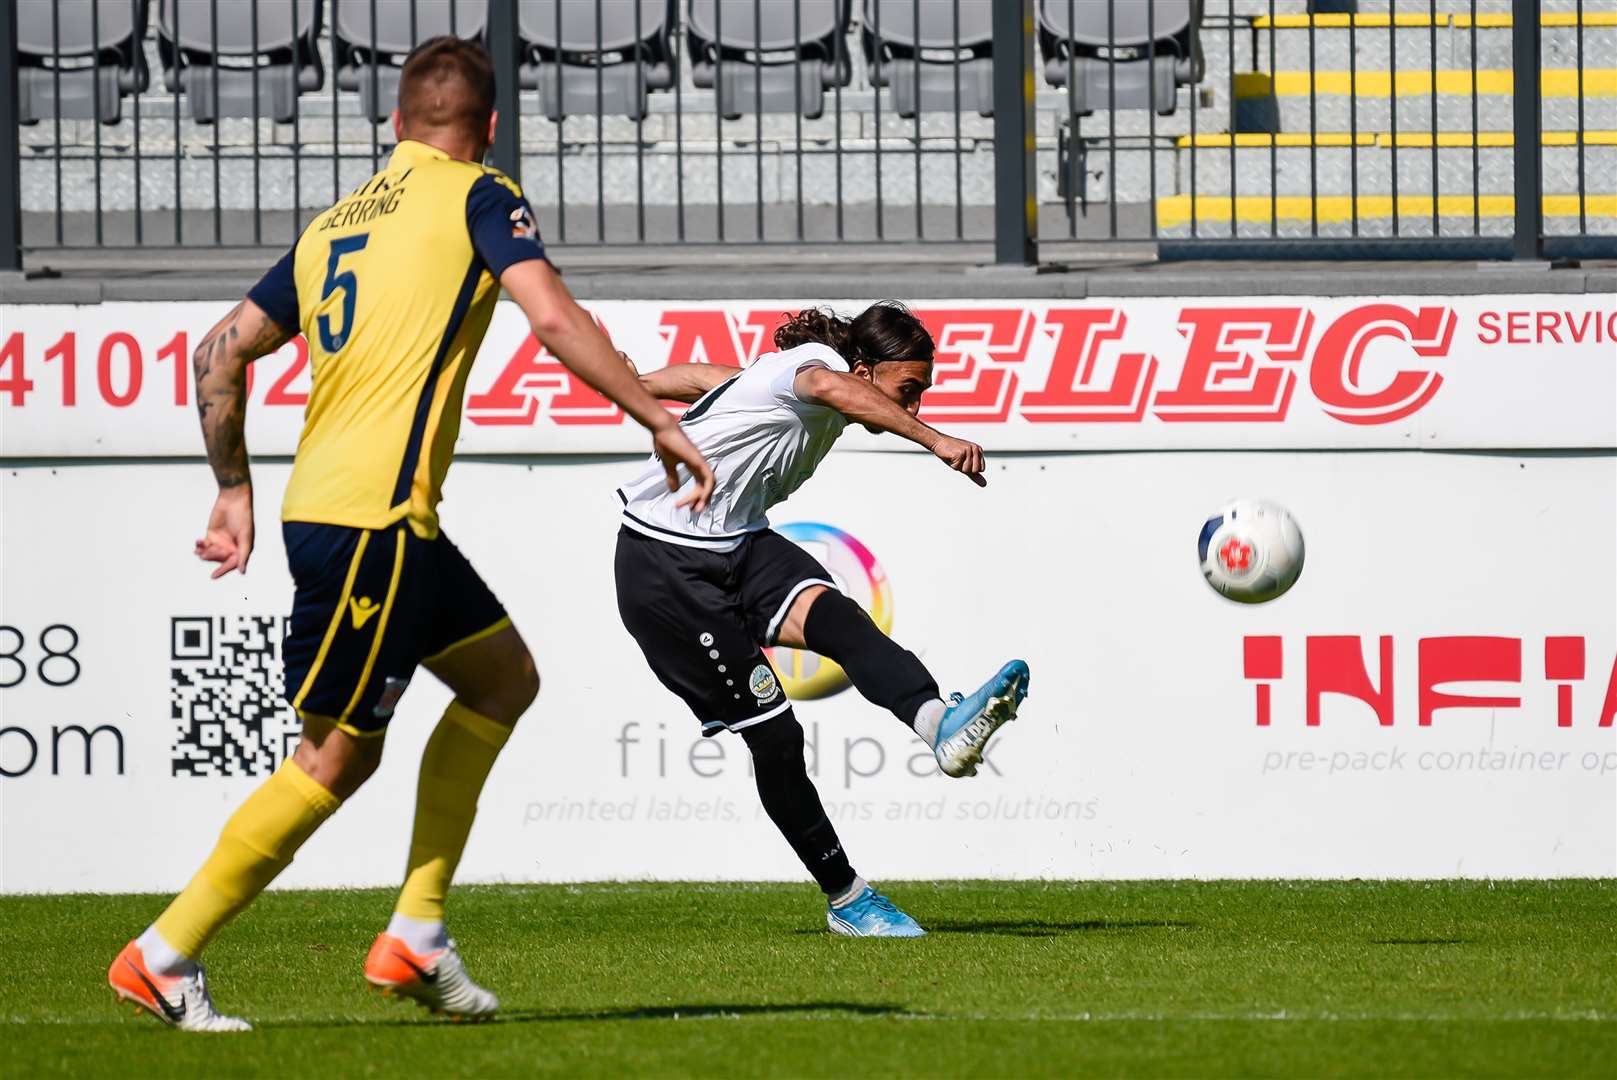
[154,759,341,958]
[394,701,512,922]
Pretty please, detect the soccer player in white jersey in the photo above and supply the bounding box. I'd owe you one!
[614,302,1030,937]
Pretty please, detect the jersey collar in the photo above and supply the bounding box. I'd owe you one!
[388,139,454,169]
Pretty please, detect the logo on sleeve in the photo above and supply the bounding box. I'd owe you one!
[509,205,539,242]
[748,664,781,704]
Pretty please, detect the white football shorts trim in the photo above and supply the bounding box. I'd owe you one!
[764,578,840,646]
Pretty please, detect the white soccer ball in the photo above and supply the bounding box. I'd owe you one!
[1198,498,1305,604]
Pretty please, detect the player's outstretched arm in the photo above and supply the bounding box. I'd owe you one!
[191,298,295,578]
[500,259,714,511]
[796,367,987,487]
[628,353,740,404]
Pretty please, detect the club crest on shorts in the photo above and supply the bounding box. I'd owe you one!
[748,664,781,704]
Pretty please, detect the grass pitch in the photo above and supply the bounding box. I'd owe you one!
[2,880,1613,1077]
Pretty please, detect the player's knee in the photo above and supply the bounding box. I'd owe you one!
[292,728,383,801]
[466,645,539,728]
[512,649,541,716]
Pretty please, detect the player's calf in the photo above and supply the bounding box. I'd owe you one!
[797,589,942,731]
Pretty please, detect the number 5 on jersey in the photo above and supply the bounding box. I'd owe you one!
[319,234,369,353]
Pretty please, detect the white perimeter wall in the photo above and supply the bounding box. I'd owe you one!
[1,294,1614,892]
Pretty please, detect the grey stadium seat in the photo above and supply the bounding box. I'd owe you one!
[16,0,151,124]
[157,0,325,122]
[518,1,675,121]
[862,0,994,119]
[687,0,853,120]
[1039,0,1204,116]
[334,1,489,122]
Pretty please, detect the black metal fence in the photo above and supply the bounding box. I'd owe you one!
[2,0,1612,268]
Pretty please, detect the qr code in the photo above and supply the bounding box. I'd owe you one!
[170,616,300,777]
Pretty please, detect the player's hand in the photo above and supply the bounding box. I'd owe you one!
[932,435,988,487]
[196,484,255,579]
[653,424,716,514]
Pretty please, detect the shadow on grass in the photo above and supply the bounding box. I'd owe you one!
[1370,937,1469,946]
[928,918,1197,938]
[791,918,1196,938]
[271,1001,909,1031]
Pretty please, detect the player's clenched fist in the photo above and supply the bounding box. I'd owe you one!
[932,435,988,487]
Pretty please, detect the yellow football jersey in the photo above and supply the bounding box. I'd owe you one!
[247,139,546,538]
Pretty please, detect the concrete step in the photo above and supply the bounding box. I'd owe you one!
[1155,193,1616,234]
[1158,142,1614,199]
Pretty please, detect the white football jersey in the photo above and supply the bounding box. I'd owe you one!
[617,343,850,550]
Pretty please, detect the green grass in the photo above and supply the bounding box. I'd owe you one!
[3,881,1614,1077]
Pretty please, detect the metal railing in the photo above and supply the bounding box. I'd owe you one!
[2,0,1612,269]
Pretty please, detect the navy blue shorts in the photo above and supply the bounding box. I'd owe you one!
[281,521,508,736]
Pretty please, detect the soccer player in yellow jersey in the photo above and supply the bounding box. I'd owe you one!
[107,37,713,1031]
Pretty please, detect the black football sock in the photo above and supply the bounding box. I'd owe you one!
[740,714,857,897]
[800,590,942,728]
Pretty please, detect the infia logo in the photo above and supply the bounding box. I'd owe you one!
[768,523,894,700]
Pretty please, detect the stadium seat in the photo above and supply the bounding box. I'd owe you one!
[334,1,489,122]
[157,0,324,123]
[862,0,994,119]
[1038,0,1205,117]
[517,1,675,121]
[686,0,853,120]
[16,0,151,124]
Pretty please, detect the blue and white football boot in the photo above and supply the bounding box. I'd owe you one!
[827,886,927,938]
[933,659,1031,778]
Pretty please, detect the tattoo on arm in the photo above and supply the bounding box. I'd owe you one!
[192,301,294,489]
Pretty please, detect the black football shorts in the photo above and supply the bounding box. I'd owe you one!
[614,526,837,736]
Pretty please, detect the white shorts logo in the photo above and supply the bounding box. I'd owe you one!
[748,664,781,704]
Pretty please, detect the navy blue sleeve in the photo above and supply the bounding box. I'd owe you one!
[466,173,547,279]
[246,246,300,333]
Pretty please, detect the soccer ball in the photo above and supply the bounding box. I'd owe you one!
[1198,498,1305,604]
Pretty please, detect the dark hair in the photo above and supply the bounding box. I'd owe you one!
[398,36,496,140]
[773,302,934,367]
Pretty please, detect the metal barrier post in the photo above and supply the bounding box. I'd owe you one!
[489,0,523,181]
[1512,0,1544,259]
[992,0,1037,265]
[0,0,22,272]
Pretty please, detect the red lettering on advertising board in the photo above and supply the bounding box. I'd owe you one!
[1152,307,1313,422]
[1600,655,1617,728]
[1247,635,1612,727]
[263,338,310,407]
[1018,308,1155,423]
[913,308,1035,424]
[0,333,32,405]
[738,308,793,361]
[1545,637,1585,728]
[1243,635,1284,727]
[658,309,746,368]
[465,334,624,426]
[1307,635,1395,727]
[1417,636,1522,726]
[1311,304,1454,424]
